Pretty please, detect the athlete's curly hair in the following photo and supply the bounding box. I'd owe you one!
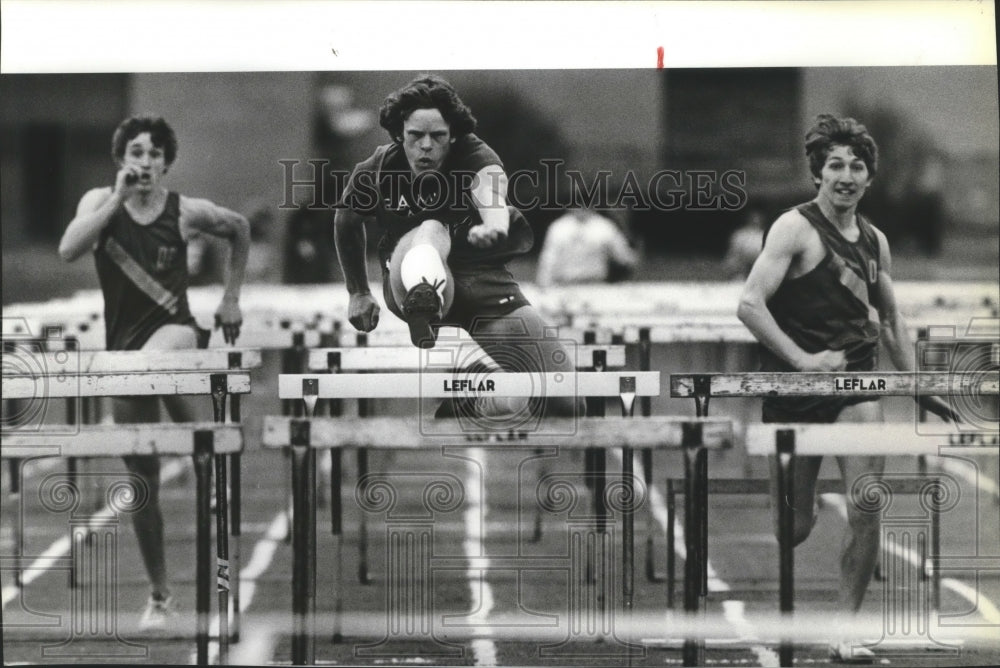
[804,114,878,181]
[379,74,477,141]
[111,116,178,166]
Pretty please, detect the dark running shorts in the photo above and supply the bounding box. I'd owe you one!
[762,396,878,424]
[381,263,530,332]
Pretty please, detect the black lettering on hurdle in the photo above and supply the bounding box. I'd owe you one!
[266,370,674,665]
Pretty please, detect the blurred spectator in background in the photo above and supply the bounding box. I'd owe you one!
[283,204,337,283]
[283,83,371,284]
[536,206,638,286]
[906,150,946,256]
[190,200,278,284]
[722,206,767,279]
[245,200,279,283]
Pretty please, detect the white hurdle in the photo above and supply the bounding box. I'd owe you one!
[1,353,254,666]
[263,370,731,666]
[675,370,1000,667]
[305,344,628,584]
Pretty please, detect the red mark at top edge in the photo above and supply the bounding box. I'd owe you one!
[656,46,664,69]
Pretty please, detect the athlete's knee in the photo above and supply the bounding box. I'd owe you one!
[772,503,817,547]
[846,504,881,538]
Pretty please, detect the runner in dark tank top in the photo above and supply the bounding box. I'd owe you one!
[736,114,956,662]
[94,191,198,350]
[59,116,250,630]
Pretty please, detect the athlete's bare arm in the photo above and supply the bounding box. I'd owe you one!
[737,210,847,371]
[179,196,250,343]
[873,227,956,420]
[467,165,509,248]
[334,206,380,332]
[58,165,144,261]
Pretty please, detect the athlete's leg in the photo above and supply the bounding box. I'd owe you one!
[114,324,198,599]
[769,454,823,546]
[835,400,885,614]
[466,305,586,420]
[388,220,455,346]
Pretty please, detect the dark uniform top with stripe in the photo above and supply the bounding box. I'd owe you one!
[761,201,883,422]
[340,134,534,330]
[94,191,197,350]
[340,134,534,271]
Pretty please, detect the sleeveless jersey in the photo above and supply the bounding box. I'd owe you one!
[760,201,883,418]
[340,134,533,271]
[93,191,196,350]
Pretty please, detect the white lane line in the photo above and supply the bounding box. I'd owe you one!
[464,448,498,666]
[823,493,1000,625]
[617,451,779,667]
[2,458,187,609]
[1,536,71,607]
[937,458,1000,500]
[203,506,290,665]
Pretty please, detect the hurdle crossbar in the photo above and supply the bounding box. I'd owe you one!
[332,326,628,348]
[670,371,1000,398]
[307,345,627,371]
[2,371,251,399]
[279,371,658,400]
[262,416,732,449]
[745,423,999,457]
[748,422,998,667]
[1,423,243,458]
[271,411,724,667]
[7,349,263,373]
[0,424,239,666]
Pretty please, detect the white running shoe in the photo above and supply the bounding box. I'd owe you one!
[138,594,176,631]
[829,639,875,664]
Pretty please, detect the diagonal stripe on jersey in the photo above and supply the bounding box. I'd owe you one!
[103,236,179,315]
[830,252,880,328]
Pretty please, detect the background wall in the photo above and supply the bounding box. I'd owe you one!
[2,67,997,303]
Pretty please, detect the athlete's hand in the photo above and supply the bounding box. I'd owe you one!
[467,220,508,249]
[797,349,847,371]
[348,292,380,332]
[214,298,243,345]
[113,165,141,200]
[917,395,960,423]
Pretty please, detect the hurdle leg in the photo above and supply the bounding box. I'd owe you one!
[214,454,230,663]
[586,393,606,584]
[643,449,665,583]
[775,430,796,668]
[621,445,635,651]
[357,447,371,584]
[330,448,344,643]
[66,456,79,589]
[230,395,242,643]
[193,433,214,667]
[290,438,316,665]
[681,443,704,668]
[590,448,607,588]
[694,393,710,599]
[666,479,676,609]
[210,375,231,659]
[7,456,23,589]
